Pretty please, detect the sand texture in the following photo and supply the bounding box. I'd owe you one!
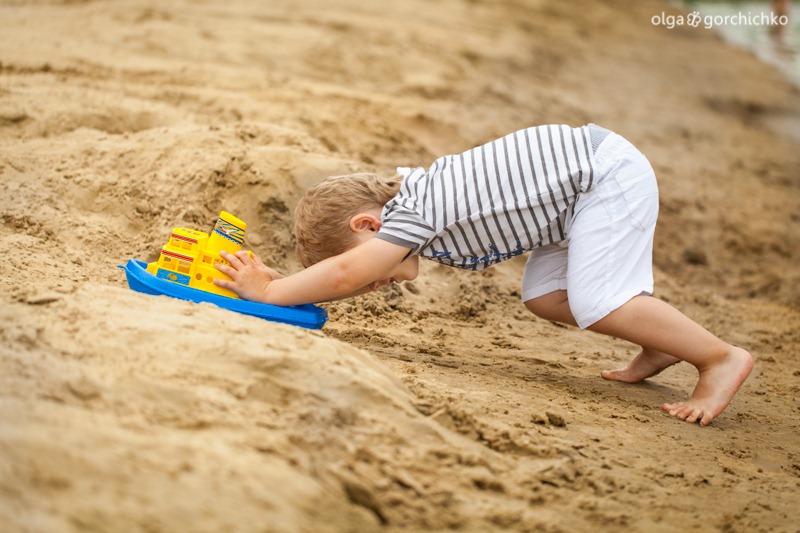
[1,0,799,531]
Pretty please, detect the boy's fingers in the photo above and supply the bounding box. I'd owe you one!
[214,263,236,277]
[213,278,230,288]
[220,250,244,268]
[233,250,252,264]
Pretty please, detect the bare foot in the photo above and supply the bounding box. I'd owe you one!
[601,348,680,383]
[662,346,754,426]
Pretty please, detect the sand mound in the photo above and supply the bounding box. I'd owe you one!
[1,0,799,531]
[2,285,395,532]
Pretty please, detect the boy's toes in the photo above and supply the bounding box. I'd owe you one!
[666,402,695,420]
[662,401,684,414]
[662,402,713,425]
[674,405,692,420]
[685,407,703,423]
[601,368,628,381]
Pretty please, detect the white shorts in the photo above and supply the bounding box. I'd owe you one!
[521,132,659,329]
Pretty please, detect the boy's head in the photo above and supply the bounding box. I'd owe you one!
[294,173,402,267]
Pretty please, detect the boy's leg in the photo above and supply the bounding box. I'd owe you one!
[587,295,753,426]
[525,290,680,381]
[524,290,753,425]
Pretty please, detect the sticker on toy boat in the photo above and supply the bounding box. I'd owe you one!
[155,268,190,285]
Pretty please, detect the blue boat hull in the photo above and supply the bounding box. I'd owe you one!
[119,259,327,329]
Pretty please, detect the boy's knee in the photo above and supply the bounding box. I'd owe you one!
[524,290,570,322]
[524,297,553,320]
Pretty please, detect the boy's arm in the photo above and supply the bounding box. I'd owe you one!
[324,284,379,301]
[213,238,411,306]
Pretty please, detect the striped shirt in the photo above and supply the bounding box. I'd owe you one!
[376,124,608,270]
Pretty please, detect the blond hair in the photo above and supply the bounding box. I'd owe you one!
[294,173,402,267]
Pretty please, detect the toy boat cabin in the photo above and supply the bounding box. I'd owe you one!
[146,211,246,299]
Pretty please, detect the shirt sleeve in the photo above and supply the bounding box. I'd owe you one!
[376,204,436,252]
[375,167,436,253]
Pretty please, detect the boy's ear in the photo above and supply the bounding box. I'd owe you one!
[349,212,382,233]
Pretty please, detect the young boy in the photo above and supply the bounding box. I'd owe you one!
[214,124,753,427]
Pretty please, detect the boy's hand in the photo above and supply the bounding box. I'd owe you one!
[213,250,279,302]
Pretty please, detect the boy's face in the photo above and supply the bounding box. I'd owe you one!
[351,230,420,291]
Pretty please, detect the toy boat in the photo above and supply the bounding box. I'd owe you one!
[120,211,327,329]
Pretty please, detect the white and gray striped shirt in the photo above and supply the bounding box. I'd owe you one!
[377,124,609,270]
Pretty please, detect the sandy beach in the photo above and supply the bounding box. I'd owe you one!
[1,0,799,531]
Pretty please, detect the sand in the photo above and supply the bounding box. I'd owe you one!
[1,0,799,531]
